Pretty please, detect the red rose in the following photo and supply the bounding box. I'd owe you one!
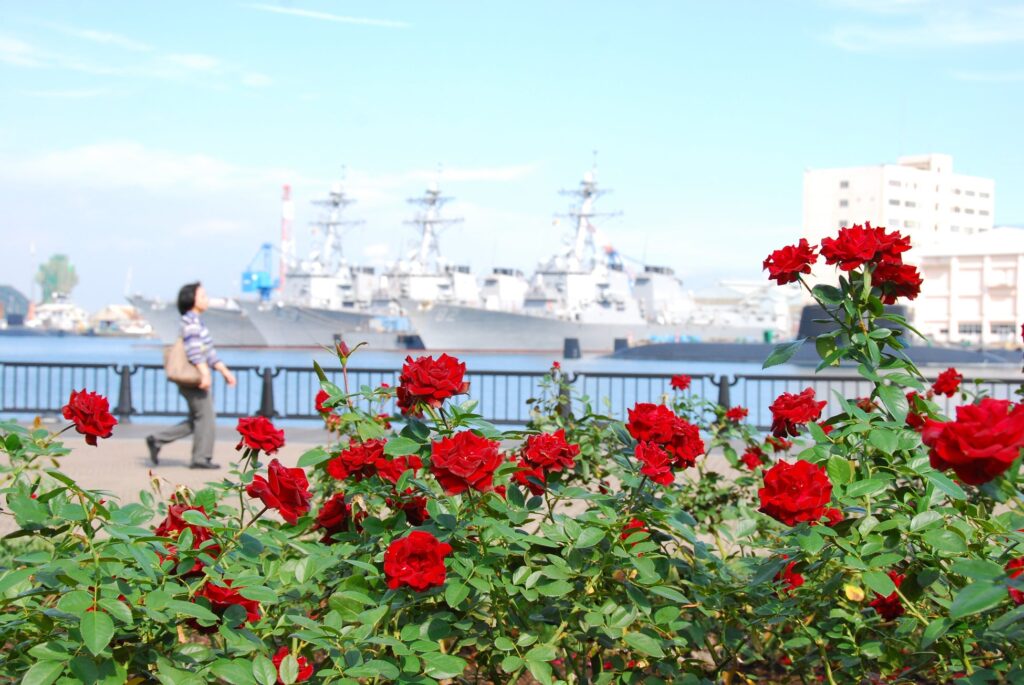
[521,429,580,473]
[875,261,922,304]
[931,368,963,398]
[384,530,453,591]
[552,361,561,370]
[763,238,819,285]
[1006,558,1024,606]
[513,459,547,495]
[246,458,312,524]
[195,580,260,626]
[725,406,748,422]
[740,446,766,471]
[396,354,469,414]
[856,397,876,413]
[620,518,649,545]
[375,454,423,485]
[314,389,333,414]
[868,571,905,620]
[62,389,117,446]
[758,460,833,527]
[236,416,285,455]
[388,490,430,526]
[670,374,692,391]
[429,431,503,495]
[272,647,314,684]
[634,441,675,485]
[326,439,385,481]
[766,435,793,452]
[905,391,927,431]
[314,492,355,543]
[769,388,826,437]
[626,403,677,443]
[665,417,705,469]
[921,398,1024,485]
[824,507,844,527]
[154,503,220,573]
[819,223,910,271]
[774,555,804,593]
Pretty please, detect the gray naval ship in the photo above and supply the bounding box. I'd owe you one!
[239,178,479,349]
[403,170,795,353]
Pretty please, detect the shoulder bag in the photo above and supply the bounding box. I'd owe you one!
[164,337,202,386]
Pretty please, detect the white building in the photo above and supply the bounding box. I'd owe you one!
[916,227,1024,347]
[803,153,995,248]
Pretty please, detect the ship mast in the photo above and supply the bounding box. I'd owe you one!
[404,181,463,272]
[557,166,621,271]
[279,184,294,288]
[308,180,364,275]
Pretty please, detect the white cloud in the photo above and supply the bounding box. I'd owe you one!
[23,88,110,98]
[824,1,1024,50]
[40,23,153,52]
[244,3,411,29]
[408,163,539,183]
[949,68,1024,82]
[0,35,45,67]
[178,218,249,237]
[241,72,273,87]
[163,53,222,72]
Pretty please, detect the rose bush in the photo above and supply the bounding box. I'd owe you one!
[1,222,1023,684]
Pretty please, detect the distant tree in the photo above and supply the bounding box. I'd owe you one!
[35,254,78,303]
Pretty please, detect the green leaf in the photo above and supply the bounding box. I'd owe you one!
[537,580,573,597]
[812,285,843,305]
[877,384,909,424]
[863,570,896,597]
[920,618,950,649]
[949,582,1007,619]
[384,436,421,456]
[909,510,943,532]
[444,580,470,608]
[794,529,825,556]
[180,509,211,528]
[826,457,854,485]
[763,338,806,369]
[211,661,258,685]
[922,529,967,555]
[345,660,401,680]
[925,471,967,501]
[21,661,64,685]
[98,598,133,625]
[951,559,1004,581]
[79,611,115,656]
[526,644,557,662]
[252,655,278,685]
[494,637,516,651]
[297,447,331,468]
[421,653,467,680]
[868,429,898,455]
[312,360,328,383]
[166,599,220,623]
[574,527,605,549]
[623,632,665,658]
[845,478,890,498]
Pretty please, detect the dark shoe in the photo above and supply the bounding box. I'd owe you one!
[189,462,221,470]
[146,436,160,466]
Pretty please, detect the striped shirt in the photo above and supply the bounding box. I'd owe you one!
[181,311,221,368]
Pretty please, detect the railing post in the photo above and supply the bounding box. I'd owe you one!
[557,372,578,421]
[715,374,731,409]
[115,365,133,424]
[258,368,276,418]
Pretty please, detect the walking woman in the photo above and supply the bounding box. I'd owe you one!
[146,282,236,469]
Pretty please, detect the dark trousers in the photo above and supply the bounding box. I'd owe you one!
[151,385,216,465]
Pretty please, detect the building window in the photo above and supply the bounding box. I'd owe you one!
[904,220,917,228]
[839,199,848,208]
[991,323,1016,336]
[888,180,901,187]
[980,192,990,198]
[966,190,975,196]
[905,201,916,207]
[888,199,900,206]
[954,189,962,195]
[953,207,961,213]
[965,208,975,214]
[951,226,960,231]
[838,219,849,228]
[958,323,982,335]
[980,210,989,216]
[839,180,849,189]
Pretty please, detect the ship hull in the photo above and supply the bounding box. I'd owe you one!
[128,296,267,347]
[404,302,778,353]
[240,302,408,350]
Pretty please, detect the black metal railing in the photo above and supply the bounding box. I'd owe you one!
[1,361,1020,429]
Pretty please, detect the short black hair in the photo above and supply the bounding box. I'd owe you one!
[177,282,201,315]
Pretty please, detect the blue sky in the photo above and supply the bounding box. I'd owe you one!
[1,0,1022,310]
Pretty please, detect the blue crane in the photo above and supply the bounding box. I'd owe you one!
[241,243,279,302]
